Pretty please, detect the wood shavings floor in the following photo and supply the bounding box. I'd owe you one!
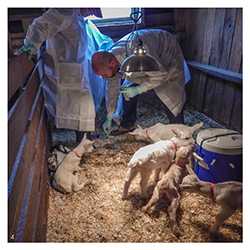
[46,138,242,242]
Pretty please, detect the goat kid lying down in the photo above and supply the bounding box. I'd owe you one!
[180,168,242,234]
[52,134,94,194]
[129,122,203,143]
[142,145,194,236]
[122,128,195,200]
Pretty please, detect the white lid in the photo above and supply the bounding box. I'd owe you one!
[196,128,242,155]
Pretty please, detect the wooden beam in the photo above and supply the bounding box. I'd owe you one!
[187,60,242,84]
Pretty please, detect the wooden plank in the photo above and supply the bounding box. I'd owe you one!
[22,107,47,242]
[181,9,194,59]
[144,12,174,27]
[230,89,242,132]
[174,9,185,32]
[229,9,242,131]
[228,8,242,73]
[182,9,201,60]
[174,9,187,47]
[144,8,173,15]
[178,9,193,103]
[34,120,49,242]
[188,9,216,111]
[217,9,238,126]
[8,11,43,21]
[8,54,34,101]
[203,9,226,118]
[8,65,39,177]
[8,91,43,242]
[186,9,207,109]
[187,61,242,84]
[195,9,216,111]
[9,32,25,39]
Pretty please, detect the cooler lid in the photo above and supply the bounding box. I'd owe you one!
[196,128,242,155]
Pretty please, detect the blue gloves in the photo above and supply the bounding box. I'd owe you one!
[14,42,37,56]
[120,85,147,101]
[102,114,113,135]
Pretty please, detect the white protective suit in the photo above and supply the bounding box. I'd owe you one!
[107,29,189,118]
[25,8,112,131]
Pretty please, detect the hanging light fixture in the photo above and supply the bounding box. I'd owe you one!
[120,10,160,73]
[120,39,160,73]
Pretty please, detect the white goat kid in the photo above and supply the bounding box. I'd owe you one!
[180,169,242,234]
[129,122,203,143]
[52,134,94,194]
[122,128,195,200]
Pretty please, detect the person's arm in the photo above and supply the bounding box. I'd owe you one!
[106,74,121,116]
[120,69,176,100]
[23,9,74,50]
[102,74,122,135]
[128,67,178,89]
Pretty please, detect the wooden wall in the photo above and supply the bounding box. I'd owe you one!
[8,55,49,242]
[175,8,242,132]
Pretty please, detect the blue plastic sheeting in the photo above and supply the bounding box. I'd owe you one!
[83,20,114,111]
[184,60,191,84]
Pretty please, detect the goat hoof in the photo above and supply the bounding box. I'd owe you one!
[172,226,181,237]
[209,229,218,236]
[121,195,127,200]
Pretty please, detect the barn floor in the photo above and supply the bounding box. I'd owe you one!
[46,91,242,242]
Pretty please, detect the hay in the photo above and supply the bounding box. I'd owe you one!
[47,137,242,242]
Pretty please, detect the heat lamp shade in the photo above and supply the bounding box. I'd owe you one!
[120,53,160,73]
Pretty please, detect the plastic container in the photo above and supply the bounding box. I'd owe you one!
[194,128,242,183]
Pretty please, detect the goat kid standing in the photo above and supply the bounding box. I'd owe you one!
[142,145,194,236]
[180,169,242,234]
[122,128,195,200]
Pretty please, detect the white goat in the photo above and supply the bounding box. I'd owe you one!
[52,134,94,194]
[122,128,195,200]
[129,122,203,143]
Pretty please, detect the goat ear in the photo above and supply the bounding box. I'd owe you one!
[137,124,143,130]
[79,133,87,144]
[191,122,203,133]
[171,128,182,138]
[129,130,136,135]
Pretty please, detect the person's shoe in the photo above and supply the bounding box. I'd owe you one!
[110,125,135,136]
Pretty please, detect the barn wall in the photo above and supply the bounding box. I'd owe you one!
[8,55,49,242]
[175,8,242,132]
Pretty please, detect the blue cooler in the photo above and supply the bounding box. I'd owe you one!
[194,128,242,183]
